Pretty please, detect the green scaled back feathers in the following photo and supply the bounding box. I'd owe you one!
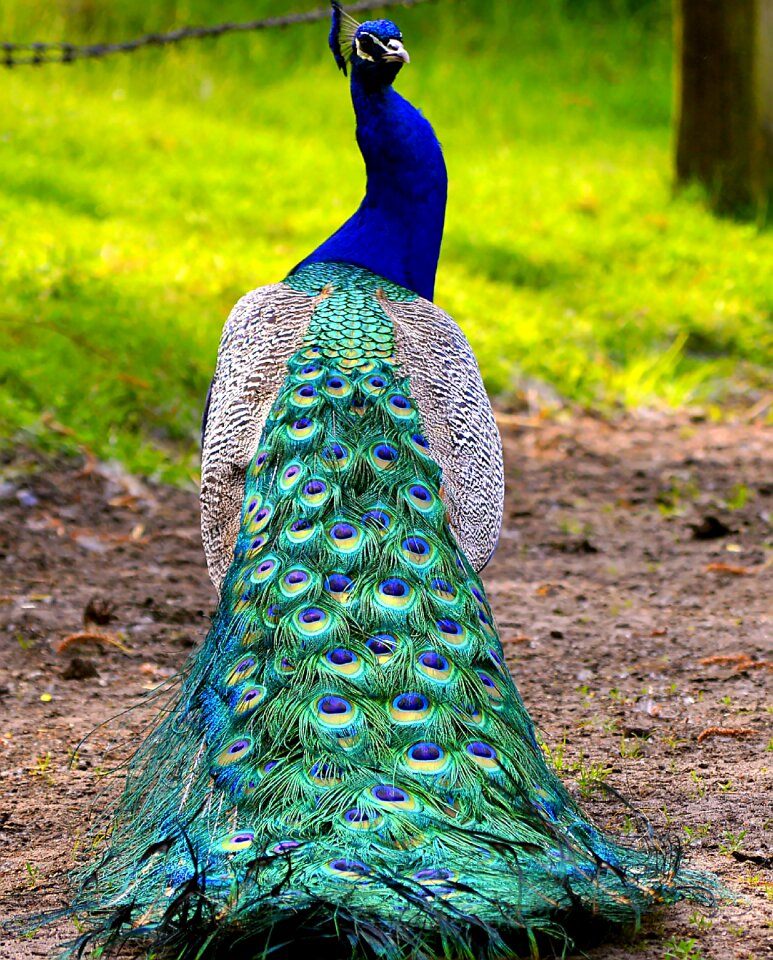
[60,264,716,960]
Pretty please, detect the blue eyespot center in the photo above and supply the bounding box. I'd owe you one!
[373,785,407,803]
[408,742,442,762]
[324,443,346,460]
[403,537,429,555]
[285,570,309,585]
[325,573,355,593]
[363,509,391,529]
[419,651,448,671]
[330,858,369,874]
[327,648,356,666]
[394,693,428,712]
[380,578,408,597]
[367,634,396,655]
[374,444,398,462]
[414,868,454,882]
[319,696,351,715]
[332,523,356,540]
[300,608,325,624]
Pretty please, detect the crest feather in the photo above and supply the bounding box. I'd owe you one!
[330,1,360,76]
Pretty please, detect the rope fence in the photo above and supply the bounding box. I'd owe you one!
[1,0,430,67]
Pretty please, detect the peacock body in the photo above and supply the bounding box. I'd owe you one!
[55,7,715,959]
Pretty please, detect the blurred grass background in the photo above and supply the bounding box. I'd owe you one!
[1,0,771,483]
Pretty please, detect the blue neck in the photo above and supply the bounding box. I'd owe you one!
[292,69,447,302]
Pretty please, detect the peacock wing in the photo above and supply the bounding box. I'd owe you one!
[385,295,504,572]
[201,283,320,591]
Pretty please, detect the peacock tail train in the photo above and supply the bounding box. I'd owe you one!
[59,262,716,959]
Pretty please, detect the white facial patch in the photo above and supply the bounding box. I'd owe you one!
[354,36,377,62]
[355,32,407,63]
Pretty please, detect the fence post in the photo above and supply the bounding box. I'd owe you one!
[674,0,771,220]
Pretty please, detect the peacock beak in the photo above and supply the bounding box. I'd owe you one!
[383,40,410,64]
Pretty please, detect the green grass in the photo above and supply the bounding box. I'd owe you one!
[1,0,771,482]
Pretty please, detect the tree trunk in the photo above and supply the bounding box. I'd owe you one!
[674,0,771,219]
[759,0,773,214]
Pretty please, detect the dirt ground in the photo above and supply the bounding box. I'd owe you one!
[0,415,771,959]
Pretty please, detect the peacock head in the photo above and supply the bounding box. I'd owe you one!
[330,2,410,84]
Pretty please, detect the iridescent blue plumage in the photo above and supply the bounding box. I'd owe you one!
[297,9,446,301]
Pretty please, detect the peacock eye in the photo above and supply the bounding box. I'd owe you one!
[357,34,378,57]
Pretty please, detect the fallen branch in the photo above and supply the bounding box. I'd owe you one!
[700,654,773,673]
[54,631,132,656]
[704,562,753,576]
[696,727,756,744]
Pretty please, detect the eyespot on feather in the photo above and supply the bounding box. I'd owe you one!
[433,618,470,649]
[309,761,343,787]
[296,362,324,381]
[301,478,330,508]
[226,657,257,686]
[321,442,351,470]
[362,507,393,535]
[315,695,357,727]
[404,741,448,774]
[416,650,454,683]
[477,670,504,702]
[250,450,270,477]
[400,535,435,567]
[285,517,319,545]
[341,808,383,831]
[389,692,431,723]
[387,394,415,419]
[430,578,457,603]
[466,740,500,771]
[369,784,419,811]
[235,686,266,714]
[326,520,363,554]
[322,647,362,677]
[322,858,372,882]
[216,737,252,766]
[375,577,415,611]
[293,606,331,637]
[323,573,356,603]
[366,632,398,663]
[220,831,255,853]
[279,567,313,597]
[404,483,437,513]
[369,442,400,470]
[323,374,353,398]
[290,384,319,408]
[278,462,305,493]
[287,417,317,442]
[249,555,279,585]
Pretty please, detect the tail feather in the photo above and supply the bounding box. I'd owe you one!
[53,263,717,958]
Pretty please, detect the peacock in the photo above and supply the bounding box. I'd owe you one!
[54,5,717,958]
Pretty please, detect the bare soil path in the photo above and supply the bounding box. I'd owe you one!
[0,415,771,959]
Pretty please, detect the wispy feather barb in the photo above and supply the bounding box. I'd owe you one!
[330,1,361,75]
